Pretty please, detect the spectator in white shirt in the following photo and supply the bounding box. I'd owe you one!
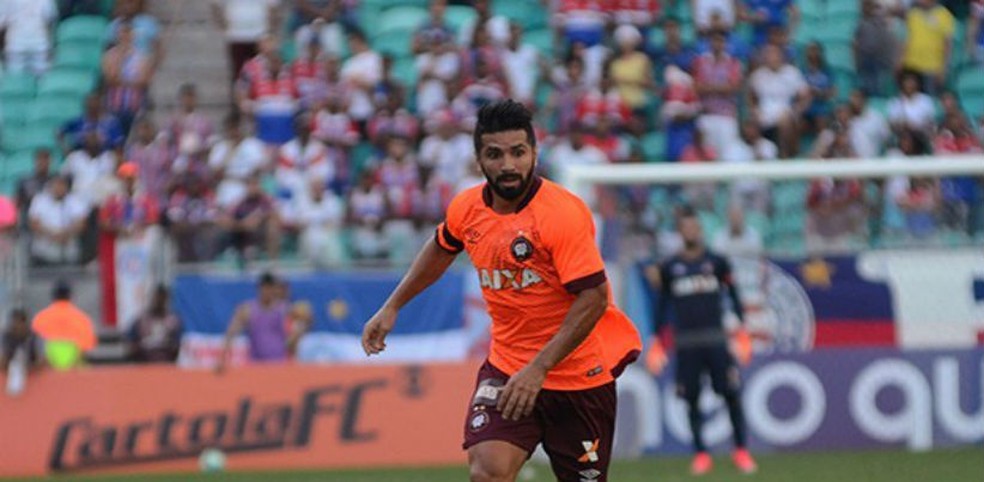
[848,90,891,159]
[748,44,811,158]
[212,0,279,81]
[62,132,117,207]
[693,0,738,34]
[341,29,383,124]
[0,0,57,76]
[28,177,89,266]
[500,23,540,106]
[295,179,346,268]
[547,122,607,209]
[722,120,776,213]
[415,29,460,116]
[419,110,472,185]
[712,205,765,260]
[348,170,388,260]
[209,114,270,209]
[887,72,937,138]
[275,114,334,200]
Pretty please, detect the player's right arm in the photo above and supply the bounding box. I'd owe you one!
[361,237,458,356]
[646,262,673,374]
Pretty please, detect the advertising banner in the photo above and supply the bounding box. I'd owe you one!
[0,362,480,478]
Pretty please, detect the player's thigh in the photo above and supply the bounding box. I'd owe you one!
[463,362,541,480]
[467,440,529,482]
[706,344,741,396]
[674,347,703,401]
[540,382,617,482]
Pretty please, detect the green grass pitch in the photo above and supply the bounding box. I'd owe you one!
[7,448,982,482]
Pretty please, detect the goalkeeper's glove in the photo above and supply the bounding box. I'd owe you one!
[732,328,753,366]
[645,336,668,375]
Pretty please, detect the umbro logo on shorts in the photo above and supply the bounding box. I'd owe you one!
[578,439,600,463]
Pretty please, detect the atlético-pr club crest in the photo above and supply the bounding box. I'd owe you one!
[511,235,533,262]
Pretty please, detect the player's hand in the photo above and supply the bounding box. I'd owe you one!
[733,328,753,366]
[645,336,668,375]
[362,306,397,356]
[498,363,546,421]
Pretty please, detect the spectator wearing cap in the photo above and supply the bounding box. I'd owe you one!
[126,116,173,205]
[277,113,337,201]
[28,176,89,266]
[609,25,655,122]
[99,162,160,327]
[212,0,279,82]
[166,173,222,262]
[167,84,216,156]
[419,110,472,186]
[0,0,57,76]
[218,172,281,262]
[209,113,271,209]
[16,149,54,225]
[59,94,126,155]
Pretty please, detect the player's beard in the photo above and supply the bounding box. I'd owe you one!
[482,163,536,201]
[684,239,701,250]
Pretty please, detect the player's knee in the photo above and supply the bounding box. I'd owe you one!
[469,462,516,482]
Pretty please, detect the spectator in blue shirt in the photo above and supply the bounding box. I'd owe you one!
[651,17,697,74]
[694,12,752,63]
[801,41,835,134]
[743,0,798,46]
[58,94,125,155]
[106,0,162,63]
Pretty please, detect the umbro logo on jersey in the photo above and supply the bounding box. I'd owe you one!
[465,228,482,243]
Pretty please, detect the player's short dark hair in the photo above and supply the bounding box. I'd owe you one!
[258,272,278,287]
[473,99,536,154]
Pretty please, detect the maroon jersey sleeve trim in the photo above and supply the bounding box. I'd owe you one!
[435,224,464,254]
[563,270,607,294]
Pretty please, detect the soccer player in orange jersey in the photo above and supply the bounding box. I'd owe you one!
[362,99,641,482]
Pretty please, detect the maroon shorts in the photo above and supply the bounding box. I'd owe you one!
[463,361,616,482]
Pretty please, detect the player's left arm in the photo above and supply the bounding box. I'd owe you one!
[499,282,609,421]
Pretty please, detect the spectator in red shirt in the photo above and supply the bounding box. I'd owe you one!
[290,37,329,110]
[99,162,160,326]
[236,36,299,145]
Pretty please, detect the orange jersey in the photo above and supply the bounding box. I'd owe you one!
[436,177,641,390]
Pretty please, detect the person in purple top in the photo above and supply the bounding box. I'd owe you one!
[217,272,311,370]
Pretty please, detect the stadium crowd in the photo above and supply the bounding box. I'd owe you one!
[0,0,982,275]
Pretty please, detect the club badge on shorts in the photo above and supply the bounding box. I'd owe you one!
[511,235,533,262]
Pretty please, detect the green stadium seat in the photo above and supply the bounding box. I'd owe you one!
[961,95,984,122]
[362,0,427,8]
[28,97,84,125]
[38,69,97,98]
[815,15,857,44]
[377,6,429,36]
[798,0,825,22]
[956,69,984,97]
[54,43,104,71]
[4,150,37,181]
[372,30,414,59]
[445,5,477,36]
[823,41,854,73]
[523,29,554,56]
[832,68,857,101]
[827,0,861,17]
[0,98,33,126]
[0,73,37,99]
[56,15,110,45]
[391,57,417,90]
[2,124,57,154]
[492,1,548,30]
[641,132,666,162]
